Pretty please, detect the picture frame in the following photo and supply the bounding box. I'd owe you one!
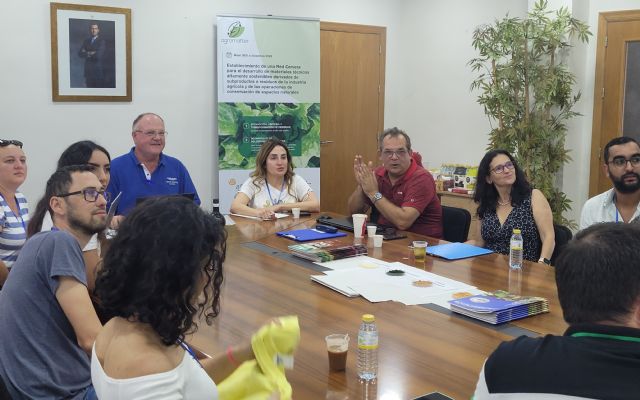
[50,2,131,102]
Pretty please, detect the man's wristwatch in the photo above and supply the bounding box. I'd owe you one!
[370,192,383,203]
[538,257,551,265]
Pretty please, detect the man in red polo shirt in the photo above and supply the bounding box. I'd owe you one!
[347,127,443,238]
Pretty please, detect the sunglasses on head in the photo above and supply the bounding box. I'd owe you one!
[0,139,23,148]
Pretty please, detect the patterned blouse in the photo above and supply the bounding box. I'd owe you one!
[480,193,541,261]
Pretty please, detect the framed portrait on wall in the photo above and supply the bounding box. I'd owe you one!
[50,3,131,102]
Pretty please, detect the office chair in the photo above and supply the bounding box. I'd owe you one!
[442,205,472,242]
[550,224,573,265]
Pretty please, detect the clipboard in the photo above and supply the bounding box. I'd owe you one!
[426,242,493,260]
[277,228,347,242]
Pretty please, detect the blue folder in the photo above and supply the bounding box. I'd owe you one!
[277,228,347,242]
[426,242,493,260]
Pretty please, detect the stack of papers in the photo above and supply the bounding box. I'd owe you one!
[448,290,549,324]
[289,242,367,262]
[230,212,289,220]
[310,256,481,305]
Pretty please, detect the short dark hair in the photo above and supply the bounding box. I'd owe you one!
[57,140,110,169]
[603,137,640,163]
[27,165,95,237]
[132,113,164,131]
[473,149,531,219]
[95,196,227,346]
[378,127,412,152]
[555,223,640,324]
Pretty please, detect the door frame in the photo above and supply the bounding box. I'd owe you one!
[589,10,640,196]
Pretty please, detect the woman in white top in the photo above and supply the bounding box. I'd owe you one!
[27,141,111,292]
[0,139,28,287]
[231,138,320,219]
[92,196,274,399]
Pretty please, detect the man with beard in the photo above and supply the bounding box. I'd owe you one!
[581,137,640,229]
[0,165,106,399]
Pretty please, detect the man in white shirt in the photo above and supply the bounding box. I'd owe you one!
[580,136,640,230]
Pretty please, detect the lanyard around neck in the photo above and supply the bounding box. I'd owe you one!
[266,179,286,206]
[571,332,640,343]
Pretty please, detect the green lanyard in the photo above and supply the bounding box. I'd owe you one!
[571,332,640,343]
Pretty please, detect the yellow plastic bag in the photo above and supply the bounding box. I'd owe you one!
[218,316,300,400]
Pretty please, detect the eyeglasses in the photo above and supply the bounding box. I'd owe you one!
[491,161,515,174]
[134,130,167,138]
[0,139,23,148]
[608,155,640,169]
[381,149,409,159]
[56,188,110,203]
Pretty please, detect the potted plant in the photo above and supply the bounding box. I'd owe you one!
[469,0,591,227]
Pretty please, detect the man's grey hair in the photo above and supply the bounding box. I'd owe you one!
[378,127,412,151]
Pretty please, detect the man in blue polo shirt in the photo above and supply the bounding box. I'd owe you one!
[107,113,200,226]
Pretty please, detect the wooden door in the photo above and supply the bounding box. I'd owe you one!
[320,22,386,214]
[590,11,640,196]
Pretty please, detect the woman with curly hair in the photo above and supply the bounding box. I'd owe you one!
[469,149,555,264]
[230,138,319,219]
[91,196,260,398]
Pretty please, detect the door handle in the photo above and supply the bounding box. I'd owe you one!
[320,140,334,145]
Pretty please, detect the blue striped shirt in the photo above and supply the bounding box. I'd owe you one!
[0,192,29,268]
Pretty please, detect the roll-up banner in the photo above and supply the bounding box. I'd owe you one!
[216,15,320,214]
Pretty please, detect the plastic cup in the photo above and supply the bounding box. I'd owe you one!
[373,234,383,248]
[366,225,377,237]
[325,334,349,371]
[352,214,367,238]
[292,208,301,219]
[413,240,428,262]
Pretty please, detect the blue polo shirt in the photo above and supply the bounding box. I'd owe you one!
[107,148,200,215]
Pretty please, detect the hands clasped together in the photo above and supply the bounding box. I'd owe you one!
[353,155,378,198]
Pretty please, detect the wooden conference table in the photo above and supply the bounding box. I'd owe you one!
[190,213,567,399]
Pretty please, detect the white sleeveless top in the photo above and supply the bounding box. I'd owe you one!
[91,344,218,400]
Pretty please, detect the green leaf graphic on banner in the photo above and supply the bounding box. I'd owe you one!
[227,21,245,38]
[217,102,320,170]
[218,103,240,135]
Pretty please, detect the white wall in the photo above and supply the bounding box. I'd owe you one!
[2,0,630,226]
[395,0,527,171]
[0,0,405,210]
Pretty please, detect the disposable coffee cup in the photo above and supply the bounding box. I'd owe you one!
[352,214,367,238]
[366,225,377,237]
[325,333,349,371]
[292,208,301,219]
[373,234,384,248]
[413,240,428,262]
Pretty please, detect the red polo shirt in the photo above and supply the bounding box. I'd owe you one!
[368,159,443,238]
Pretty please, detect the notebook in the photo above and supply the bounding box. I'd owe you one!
[448,290,549,324]
[426,242,493,260]
[277,228,347,242]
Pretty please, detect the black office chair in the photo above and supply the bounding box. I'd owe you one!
[550,224,573,265]
[442,205,472,242]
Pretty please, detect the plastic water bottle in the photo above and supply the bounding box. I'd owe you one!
[211,198,225,226]
[509,229,523,269]
[357,314,378,381]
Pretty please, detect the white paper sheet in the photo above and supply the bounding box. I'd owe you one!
[310,260,478,305]
[230,212,289,220]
